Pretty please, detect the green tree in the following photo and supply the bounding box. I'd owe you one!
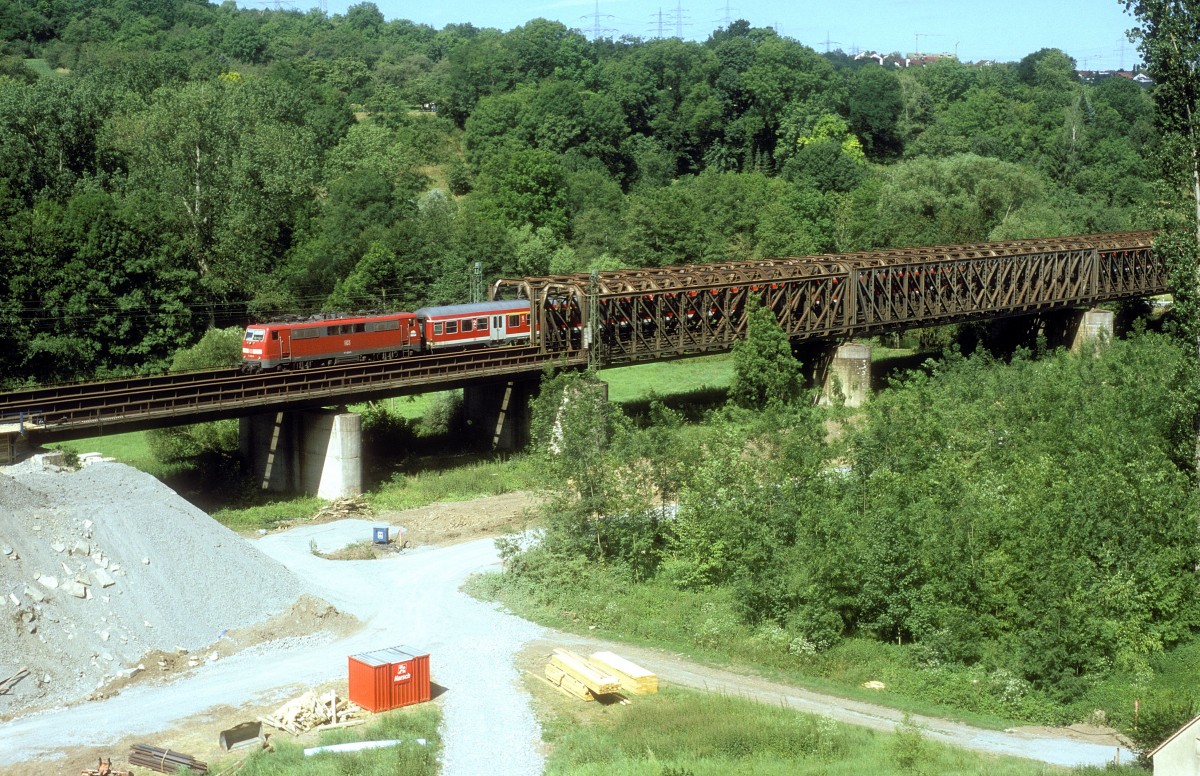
[728,298,801,409]
[1122,0,1200,470]
[476,147,569,233]
[529,370,655,566]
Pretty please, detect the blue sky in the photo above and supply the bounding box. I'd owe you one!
[268,0,1141,71]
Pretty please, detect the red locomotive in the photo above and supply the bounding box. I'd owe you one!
[241,300,532,372]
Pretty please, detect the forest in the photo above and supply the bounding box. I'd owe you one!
[3,0,1199,760]
[0,0,1160,384]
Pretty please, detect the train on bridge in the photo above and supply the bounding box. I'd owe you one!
[241,300,534,371]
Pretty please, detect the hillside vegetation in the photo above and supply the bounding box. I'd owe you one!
[0,0,1158,384]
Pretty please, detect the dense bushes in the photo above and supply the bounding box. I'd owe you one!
[498,333,1200,719]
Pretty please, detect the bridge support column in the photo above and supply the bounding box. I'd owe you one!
[824,342,872,408]
[239,409,362,499]
[795,341,872,408]
[463,379,540,451]
[1070,308,1114,352]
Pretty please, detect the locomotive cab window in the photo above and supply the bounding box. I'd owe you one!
[445,321,459,334]
[271,331,278,340]
[245,329,266,343]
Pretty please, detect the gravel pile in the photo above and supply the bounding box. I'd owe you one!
[0,457,307,714]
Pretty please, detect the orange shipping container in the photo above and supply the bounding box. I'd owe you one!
[348,645,431,712]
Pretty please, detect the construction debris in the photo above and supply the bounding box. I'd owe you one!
[128,743,207,774]
[587,651,658,695]
[258,689,364,736]
[313,497,372,522]
[80,757,132,776]
[304,739,426,756]
[0,666,29,694]
[219,720,266,752]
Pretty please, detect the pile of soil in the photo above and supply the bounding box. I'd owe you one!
[0,457,317,717]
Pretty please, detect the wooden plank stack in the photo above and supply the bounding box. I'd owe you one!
[128,743,207,774]
[588,651,659,695]
[258,689,364,735]
[542,648,657,701]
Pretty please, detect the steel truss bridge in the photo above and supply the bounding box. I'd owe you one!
[0,231,1167,444]
[498,231,1162,364]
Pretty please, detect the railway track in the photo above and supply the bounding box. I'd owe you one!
[0,347,586,442]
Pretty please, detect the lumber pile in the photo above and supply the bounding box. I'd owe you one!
[541,648,657,701]
[588,651,659,695]
[128,743,207,774]
[258,689,364,735]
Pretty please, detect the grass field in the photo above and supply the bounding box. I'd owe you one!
[534,686,1128,775]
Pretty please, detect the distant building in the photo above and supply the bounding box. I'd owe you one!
[1150,713,1200,775]
[1076,69,1154,87]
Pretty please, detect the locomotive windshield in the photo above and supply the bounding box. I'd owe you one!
[244,328,266,342]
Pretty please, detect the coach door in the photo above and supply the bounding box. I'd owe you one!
[491,315,503,343]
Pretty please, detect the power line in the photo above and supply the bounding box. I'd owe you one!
[582,0,616,41]
[649,7,668,39]
[716,1,736,28]
[669,0,690,39]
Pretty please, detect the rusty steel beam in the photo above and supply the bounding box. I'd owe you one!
[493,231,1162,364]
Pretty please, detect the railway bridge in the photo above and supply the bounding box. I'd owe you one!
[0,231,1166,497]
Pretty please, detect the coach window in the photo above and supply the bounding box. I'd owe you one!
[354,323,365,333]
[445,321,458,334]
[461,319,473,333]
[327,326,337,336]
[476,317,488,330]
[508,314,521,328]
[433,322,443,336]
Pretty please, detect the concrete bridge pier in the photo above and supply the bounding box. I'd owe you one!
[239,409,362,499]
[1069,308,1114,351]
[463,378,540,451]
[981,308,1115,355]
[794,341,872,408]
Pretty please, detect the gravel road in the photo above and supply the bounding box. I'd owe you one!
[0,518,1133,772]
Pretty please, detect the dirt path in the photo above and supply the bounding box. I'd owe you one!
[0,495,1133,773]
